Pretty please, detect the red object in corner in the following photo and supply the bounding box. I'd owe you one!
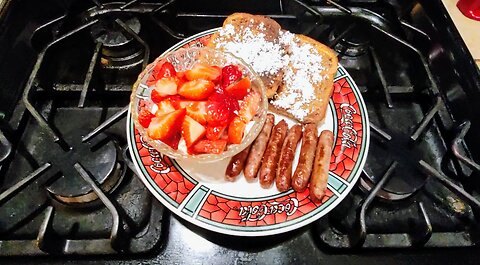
[457,0,480,21]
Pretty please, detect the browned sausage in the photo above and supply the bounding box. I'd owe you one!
[225,145,252,181]
[310,130,334,202]
[275,124,302,192]
[291,123,318,192]
[243,114,275,181]
[258,120,288,189]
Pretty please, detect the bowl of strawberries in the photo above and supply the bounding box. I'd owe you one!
[130,47,267,162]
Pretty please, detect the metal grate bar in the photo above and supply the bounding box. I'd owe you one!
[74,163,126,251]
[451,121,480,172]
[78,42,102,108]
[0,163,51,205]
[410,96,442,141]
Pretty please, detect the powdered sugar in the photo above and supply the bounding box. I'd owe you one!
[216,20,327,122]
[216,24,286,77]
[271,31,325,121]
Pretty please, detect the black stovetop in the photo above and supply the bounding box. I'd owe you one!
[1,0,480,263]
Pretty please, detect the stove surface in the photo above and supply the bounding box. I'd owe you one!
[1,0,480,263]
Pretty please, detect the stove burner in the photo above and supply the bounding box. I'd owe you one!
[328,24,369,56]
[90,17,144,70]
[46,132,125,206]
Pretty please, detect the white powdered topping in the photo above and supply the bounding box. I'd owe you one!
[216,22,327,121]
[216,24,286,77]
[271,31,325,121]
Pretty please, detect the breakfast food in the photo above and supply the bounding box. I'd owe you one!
[209,13,338,125]
[243,113,275,181]
[258,120,288,189]
[136,60,261,155]
[275,124,302,192]
[310,130,334,202]
[208,13,284,98]
[225,145,251,181]
[291,124,318,192]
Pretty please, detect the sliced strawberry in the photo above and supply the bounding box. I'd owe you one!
[228,117,247,144]
[163,132,181,149]
[178,79,215,100]
[157,61,176,78]
[154,77,179,97]
[225,77,251,100]
[182,115,206,147]
[238,91,261,122]
[221,64,242,88]
[138,107,155,128]
[156,100,176,116]
[165,95,182,109]
[206,96,230,126]
[191,139,228,154]
[178,100,197,108]
[206,124,227,140]
[150,89,164,104]
[185,101,207,125]
[147,61,176,86]
[147,108,186,141]
[206,93,239,125]
[176,71,186,79]
[185,63,222,82]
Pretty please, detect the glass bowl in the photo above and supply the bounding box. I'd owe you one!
[130,47,267,163]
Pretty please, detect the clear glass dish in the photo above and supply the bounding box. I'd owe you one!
[130,47,267,163]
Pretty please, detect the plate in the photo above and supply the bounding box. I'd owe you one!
[126,28,370,236]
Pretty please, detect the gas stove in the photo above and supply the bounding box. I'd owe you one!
[1,0,479,264]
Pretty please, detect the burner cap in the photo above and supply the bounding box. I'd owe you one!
[90,17,144,70]
[46,131,125,206]
[329,24,370,57]
[360,131,427,201]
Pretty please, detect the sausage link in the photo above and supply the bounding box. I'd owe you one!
[291,123,318,192]
[243,114,275,181]
[310,130,334,202]
[258,120,288,189]
[225,145,252,181]
[275,124,302,192]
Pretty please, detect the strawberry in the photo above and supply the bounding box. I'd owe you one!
[225,77,251,100]
[185,63,222,82]
[156,100,176,116]
[154,77,180,97]
[178,100,197,108]
[178,79,215,100]
[206,93,231,125]
[238,91,261,122]
[191,139,228,154]
[163,132,181,149]
[150,89,164,104]
[221,65,242,88]
[182,115,206,147]
[206,124,227,140]
[176,71,186,79]
[147,108,186,141]
[158,61,176,78]
[185,101,207,125]
[228,116,247,144]
[138,107,155,128]
[165,95,182,109]
[147,61,176,86]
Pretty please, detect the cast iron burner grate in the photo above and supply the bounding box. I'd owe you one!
[1,0,480,256]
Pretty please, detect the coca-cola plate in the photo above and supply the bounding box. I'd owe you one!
[127,28,370,236]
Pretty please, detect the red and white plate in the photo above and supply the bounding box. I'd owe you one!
[127,28,370,236]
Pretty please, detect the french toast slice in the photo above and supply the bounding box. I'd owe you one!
[270,33,338,125]
[207,13,285,98]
